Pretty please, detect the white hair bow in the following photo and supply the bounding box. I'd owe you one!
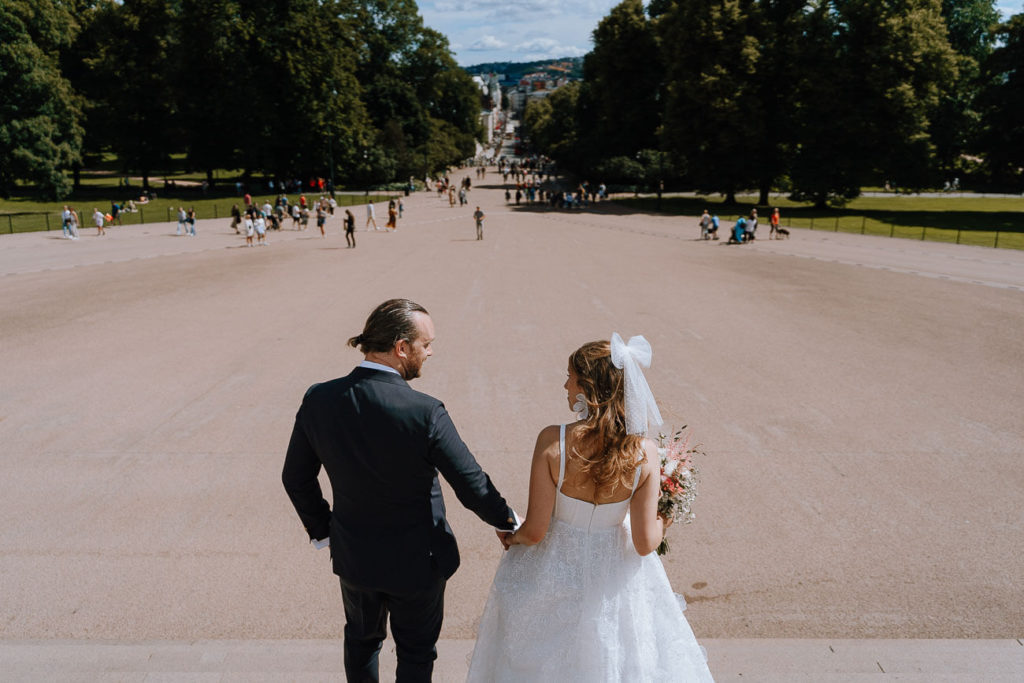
[610,333,663,435]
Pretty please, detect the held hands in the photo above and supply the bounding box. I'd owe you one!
[496,529,514,551]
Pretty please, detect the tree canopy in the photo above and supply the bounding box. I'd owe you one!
[522,0,1021,203]
[0,0,84,199]
[3,0,488,197]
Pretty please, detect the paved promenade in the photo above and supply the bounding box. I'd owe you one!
[1,174,1022,680]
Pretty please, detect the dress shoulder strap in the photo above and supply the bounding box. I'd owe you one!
[557,424,567,489]
[630,457,644,495]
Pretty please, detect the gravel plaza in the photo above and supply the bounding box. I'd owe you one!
[1,178,1023,680]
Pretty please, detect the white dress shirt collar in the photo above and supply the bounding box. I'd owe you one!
[359,360,401,375]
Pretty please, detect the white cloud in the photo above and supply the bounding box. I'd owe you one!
[995,3,1023,18]
[468,35,508,51]
[514,38,586,60]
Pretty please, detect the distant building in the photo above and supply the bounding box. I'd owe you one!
[471,74,503,144]
[508,71,571,114]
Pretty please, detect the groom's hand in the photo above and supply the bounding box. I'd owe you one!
[496,530,513,551]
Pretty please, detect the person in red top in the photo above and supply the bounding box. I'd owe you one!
[769,207,781,239]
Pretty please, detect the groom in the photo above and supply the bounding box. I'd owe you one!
[282,298,518,682]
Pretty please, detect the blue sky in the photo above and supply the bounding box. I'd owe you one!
[419,1,1024,67]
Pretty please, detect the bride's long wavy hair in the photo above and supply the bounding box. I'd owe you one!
[569,340,646,494]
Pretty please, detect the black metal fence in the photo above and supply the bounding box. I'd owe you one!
[780,215,1023,250]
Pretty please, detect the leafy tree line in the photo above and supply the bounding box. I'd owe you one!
[1,0,486,199]
[523,0,1023,206]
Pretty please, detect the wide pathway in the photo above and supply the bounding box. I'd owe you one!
[1,173,1022,680]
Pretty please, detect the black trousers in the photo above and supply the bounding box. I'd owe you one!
[339,575,445,683]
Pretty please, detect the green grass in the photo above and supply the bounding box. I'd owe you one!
[614,194,1024,250]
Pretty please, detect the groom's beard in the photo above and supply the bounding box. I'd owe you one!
[401,360,422,380]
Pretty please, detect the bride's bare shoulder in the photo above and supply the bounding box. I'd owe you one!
[534,424,561,450]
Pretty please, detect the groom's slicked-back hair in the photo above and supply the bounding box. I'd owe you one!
[348,298,429,354]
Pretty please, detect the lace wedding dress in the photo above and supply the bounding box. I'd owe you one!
[467,425,714,682]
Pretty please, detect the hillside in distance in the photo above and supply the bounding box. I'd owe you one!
[463,57,583,81]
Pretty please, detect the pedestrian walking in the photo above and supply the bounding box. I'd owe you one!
[61,205,72,239]
[177,207,187,236]
[473,206,485,241]
[344,209,356,248]
[366,202,378,230]
[93,208,106,236]
[255,212,267,245]
[317,204,327,238]
[67,207,80,240]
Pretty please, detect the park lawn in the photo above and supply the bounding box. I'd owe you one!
[615,194,1024,250]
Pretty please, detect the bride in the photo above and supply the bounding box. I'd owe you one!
[467,335,714,681]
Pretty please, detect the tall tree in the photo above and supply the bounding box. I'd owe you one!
[349,1,482,181]
[0,0,84,198]
[583,0,663,161]
[659,0,762,203]
[930,0,1000,177]
[229,0,371,184]
[84,0,180,189]
[748,0,808,204]
[175,0,246,185]
[977,13,1024,188]
[790,0,958,205]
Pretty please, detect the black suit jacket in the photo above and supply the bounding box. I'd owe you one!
[282,367,516,594]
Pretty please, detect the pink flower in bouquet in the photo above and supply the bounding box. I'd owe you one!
[655,427,704,555]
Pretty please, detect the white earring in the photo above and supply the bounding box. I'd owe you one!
[572,393,590,420]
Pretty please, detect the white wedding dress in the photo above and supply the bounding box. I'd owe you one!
[467,425,714,682]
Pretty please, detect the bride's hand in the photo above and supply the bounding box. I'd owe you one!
[659,514,674,531]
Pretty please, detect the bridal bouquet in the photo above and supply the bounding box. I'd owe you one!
[656,427,702,556]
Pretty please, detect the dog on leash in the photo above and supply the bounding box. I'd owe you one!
[775,226,790,239]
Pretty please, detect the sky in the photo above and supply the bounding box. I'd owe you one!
[418,0,1024,67]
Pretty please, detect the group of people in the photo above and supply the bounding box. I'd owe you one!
[699,207,786,243]
[176,207,198,236]
[365,198,402,231]
[60,204,134,239]
[282,299,715,682]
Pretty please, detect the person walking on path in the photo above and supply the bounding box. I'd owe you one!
[66,207,80,240]
[282,298,518,682]
[92,208,106,236]
[473,206,485,241]
[386,202,397,231]
[255,211,267,245]
[186,207,197,236]
[366,202,378,230]
[61,206,73,239]
[177,207,187,236]
[769,207,781,239]
[231,204,242,234]
[699,210,712,240]
[316,204,327,238]
[344,209,356,248]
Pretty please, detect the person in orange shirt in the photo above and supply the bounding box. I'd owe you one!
[769,207,781,239]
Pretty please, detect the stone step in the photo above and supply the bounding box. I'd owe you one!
[1,638,1021,681]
